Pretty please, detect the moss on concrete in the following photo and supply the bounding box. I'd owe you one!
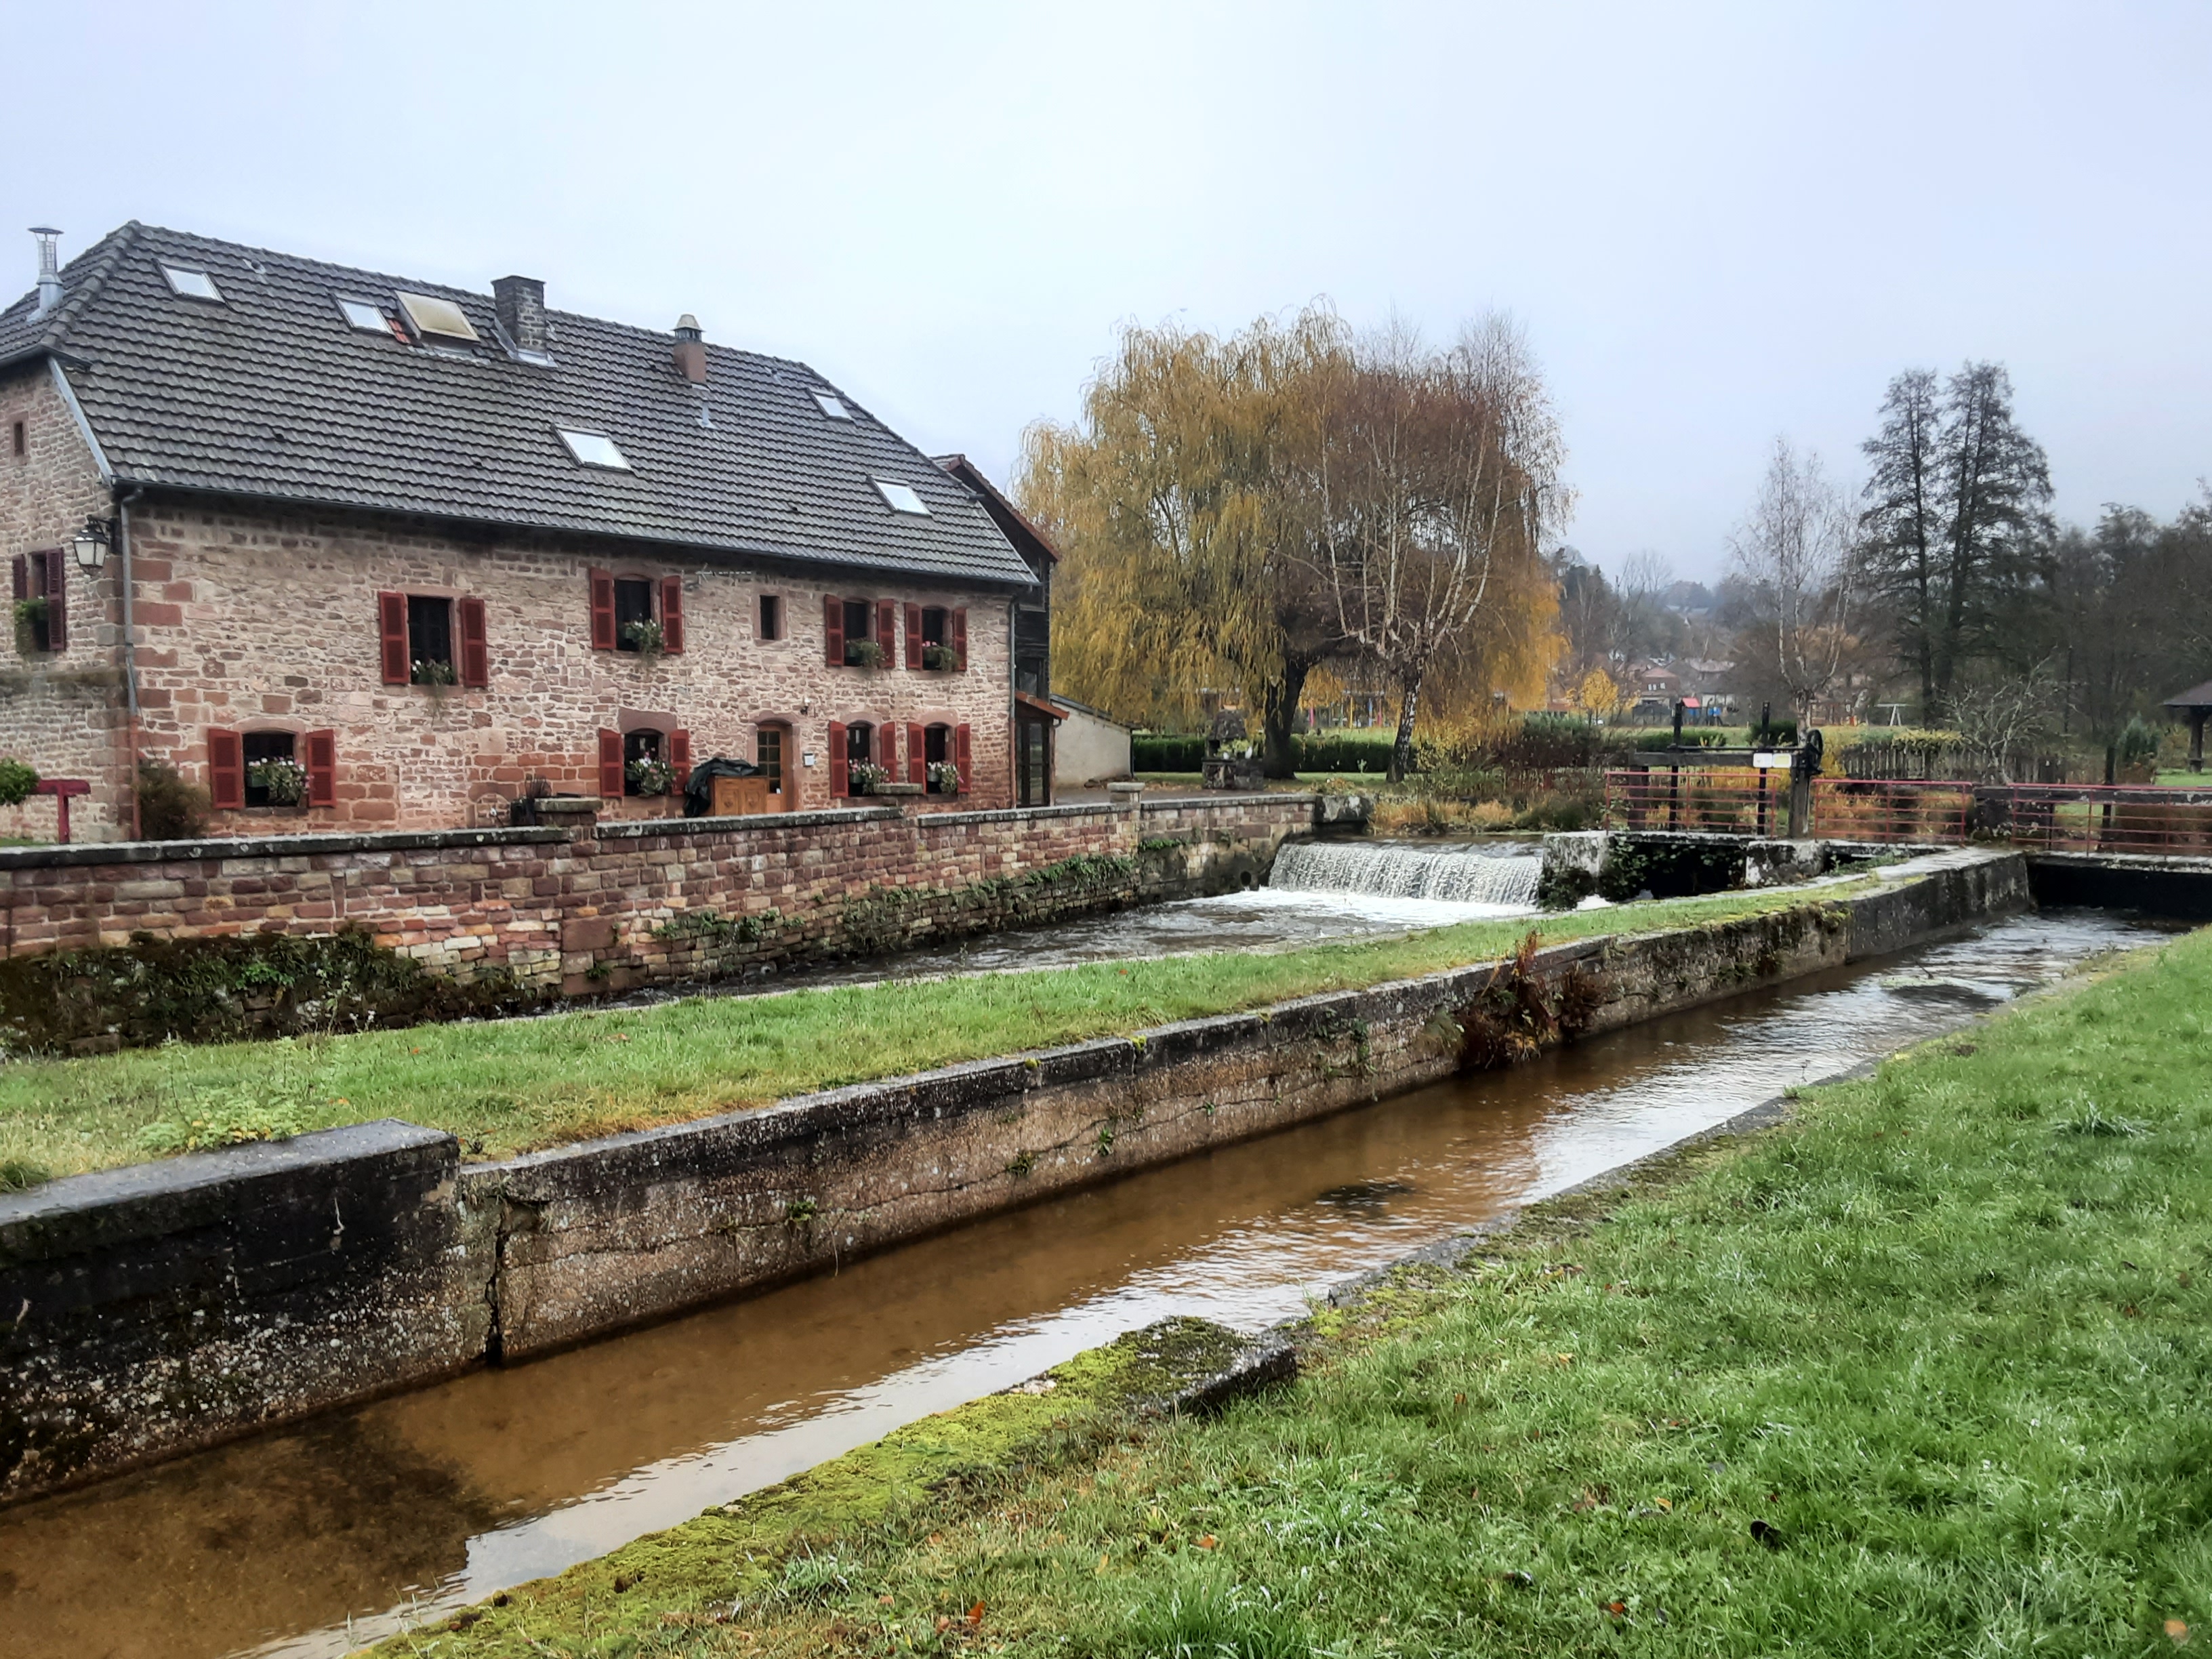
[360,1317,1262,1658]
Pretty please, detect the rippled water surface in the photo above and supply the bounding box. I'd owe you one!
[0,907,2166,1659]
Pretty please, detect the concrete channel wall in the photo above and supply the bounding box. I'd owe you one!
[0,849,2030,1505]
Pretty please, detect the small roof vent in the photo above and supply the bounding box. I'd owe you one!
[396,290,480,344]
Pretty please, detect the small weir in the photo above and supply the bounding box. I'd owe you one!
[1269,838,1543,907]
[0,907,2165,1659]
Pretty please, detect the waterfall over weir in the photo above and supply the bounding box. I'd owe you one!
[1269,839,1544,909]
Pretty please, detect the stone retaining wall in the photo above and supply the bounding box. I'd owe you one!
[0,794,1323,1046]
[0,851,2029,1504]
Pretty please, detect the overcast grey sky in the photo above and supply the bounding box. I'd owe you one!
[9,2,2208,580]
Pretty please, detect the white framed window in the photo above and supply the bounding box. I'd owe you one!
[337,298,390,333]
[557,427,632,471]
[161,264,224,302]
[872,478,931,516]
[813,390,851,419]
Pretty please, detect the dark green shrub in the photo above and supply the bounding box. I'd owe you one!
[1294,731,1397,773]
[0,757,36,808]
[134,759,209,841]
[1133,733,1206,771]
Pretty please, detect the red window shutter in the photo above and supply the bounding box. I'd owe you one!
[597,729,624,798]
[828,721,848,798]
[456,596,489,687]
[207,728,244,810]
[952,608,968,672]
[955,722,972,794]
[304,729,336,807]
[377,590,409,684]
[669,728,692,790]
[905,604,923,670]
[660,576,686,653]
[823,594,843,665]
[907,721,925,785]
[589,569,616,651]
[38,550,64,651]
[876,598,897,663]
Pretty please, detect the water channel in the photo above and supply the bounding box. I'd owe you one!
[0,890,2167,1659]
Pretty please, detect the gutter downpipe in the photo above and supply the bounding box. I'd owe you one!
[115,485,144,840]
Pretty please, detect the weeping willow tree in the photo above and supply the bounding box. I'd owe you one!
[1022,305,1565,780]
[1018,310,1351,777]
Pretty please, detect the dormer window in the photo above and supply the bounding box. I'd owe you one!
[813,391,851,419]
[337,298,390,333]
[558,428,631,471]
[873,479,931,516]
[396,291,480,344]
[161,264,224,302]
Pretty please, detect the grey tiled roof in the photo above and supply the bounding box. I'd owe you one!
[0,223,1032,587]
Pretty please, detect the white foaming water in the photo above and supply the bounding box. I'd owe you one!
[1270,838,1543,909]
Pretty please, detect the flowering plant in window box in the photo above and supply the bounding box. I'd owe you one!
[927,760,962,795]
[920,642,958,671]
[847,761,891,795]
[622,618,667,660]
[627,756,676,797]
[411,657,457,687]
[247,757,310,807]
[844,638,886,670]
[12,595,47,651]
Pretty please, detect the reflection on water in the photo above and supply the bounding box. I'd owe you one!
[0,910,2164,1659]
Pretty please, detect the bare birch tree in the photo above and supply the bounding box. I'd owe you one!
[1727,438,1858,729]
[1311,314,1567,781]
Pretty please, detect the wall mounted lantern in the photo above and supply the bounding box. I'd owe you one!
[70,517,112,573]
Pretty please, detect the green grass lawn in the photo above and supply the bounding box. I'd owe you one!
[0,884,1851,1189]
[383,921,2211,1658]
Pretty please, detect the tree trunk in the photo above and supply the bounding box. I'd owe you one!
[1387,665,1425,783]
[1260,658,1312,780]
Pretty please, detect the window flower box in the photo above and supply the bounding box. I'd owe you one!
[627,756,676,797]
[847,761,891,795]
[920,641,958,672]
[845,638,886,670]
[246,757,310,808]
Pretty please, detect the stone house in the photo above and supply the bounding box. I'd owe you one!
[0,224,1042,841]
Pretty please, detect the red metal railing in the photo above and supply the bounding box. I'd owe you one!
[1602,767,1812,838]
[1808,778,1975,844]
[1604,769,2212,853]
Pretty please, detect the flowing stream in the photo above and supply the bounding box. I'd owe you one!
[0,906,2167,1659]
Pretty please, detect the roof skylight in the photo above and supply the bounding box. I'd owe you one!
[813,391,851,419]
[557,427,632,471]
[396,291,480,344]
[337,298,390,333]
[161,264,224,302]
[873,478,932,516]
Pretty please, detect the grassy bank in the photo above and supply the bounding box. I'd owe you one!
[0,882,1853,1187]
[376,923,2210,1658]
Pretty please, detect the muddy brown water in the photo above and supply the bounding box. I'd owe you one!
[0,909,2165,1659]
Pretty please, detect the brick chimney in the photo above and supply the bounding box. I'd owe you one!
[493,274,548,352]
[672,314,706,384]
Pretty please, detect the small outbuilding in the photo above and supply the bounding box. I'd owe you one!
[2163,680,2212,773]
[1050,695,1133,787]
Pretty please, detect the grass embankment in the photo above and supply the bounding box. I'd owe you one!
[376,924,2209,1658]
[0,884,1851,1187]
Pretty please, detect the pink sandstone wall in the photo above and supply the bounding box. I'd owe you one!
[0,363,125,840]
[1,361,1025,841]
[0,795,1318,1004]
